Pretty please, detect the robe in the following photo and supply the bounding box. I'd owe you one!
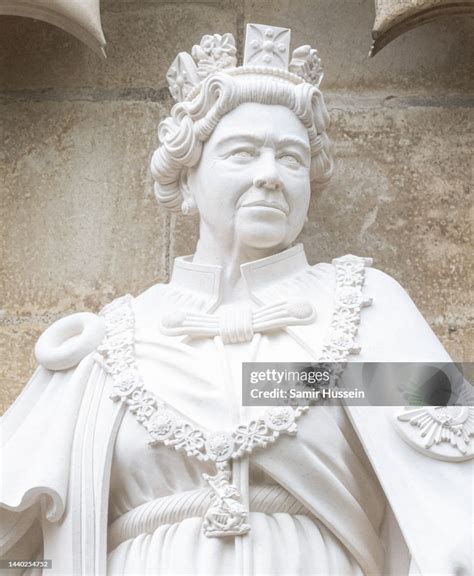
[1,245,472,575]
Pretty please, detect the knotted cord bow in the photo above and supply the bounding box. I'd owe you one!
[160,299,315,344]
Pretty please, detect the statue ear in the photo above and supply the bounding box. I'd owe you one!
[179,168,194,203]
[179,168,198,216]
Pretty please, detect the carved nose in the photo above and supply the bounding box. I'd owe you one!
[253,173,283,190]
[253,156,283,190]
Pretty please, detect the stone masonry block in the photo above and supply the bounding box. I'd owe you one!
[0,101,170,314]
[0,0,240,91]
[244,0,474,92]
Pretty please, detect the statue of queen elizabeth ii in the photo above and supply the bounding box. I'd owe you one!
[1,23,472,576]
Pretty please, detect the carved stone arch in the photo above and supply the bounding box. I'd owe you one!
[370,0,474,56]
[0,0,106,57]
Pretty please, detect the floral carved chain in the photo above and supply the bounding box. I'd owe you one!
[96,255,372,537]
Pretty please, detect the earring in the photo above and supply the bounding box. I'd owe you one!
[181,199,195,216]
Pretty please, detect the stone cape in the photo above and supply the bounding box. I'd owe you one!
[0,248,471,576]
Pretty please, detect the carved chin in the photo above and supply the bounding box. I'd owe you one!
[237,220,288,248]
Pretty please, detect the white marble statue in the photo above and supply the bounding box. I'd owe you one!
[1,23,472,576]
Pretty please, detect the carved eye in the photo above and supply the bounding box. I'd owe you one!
[278,153,301,166]
[231,149,255,159]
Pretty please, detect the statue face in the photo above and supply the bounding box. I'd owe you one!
[187,103,311,251]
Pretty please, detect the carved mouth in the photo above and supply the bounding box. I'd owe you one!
[242,200,288,214]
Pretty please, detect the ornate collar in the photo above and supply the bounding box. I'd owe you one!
[162,244,325,343]
[169,243,310,310]
[97,254,373,538]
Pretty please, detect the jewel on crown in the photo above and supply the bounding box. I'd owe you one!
[166,23,324,103]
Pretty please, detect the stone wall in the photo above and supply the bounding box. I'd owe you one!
[1,0,472,413]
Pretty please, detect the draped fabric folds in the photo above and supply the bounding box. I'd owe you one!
[1,248,470,575]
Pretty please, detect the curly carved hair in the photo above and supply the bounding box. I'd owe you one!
[150,73,334,213]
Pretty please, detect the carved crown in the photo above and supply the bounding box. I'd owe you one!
[166,23,324,103]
